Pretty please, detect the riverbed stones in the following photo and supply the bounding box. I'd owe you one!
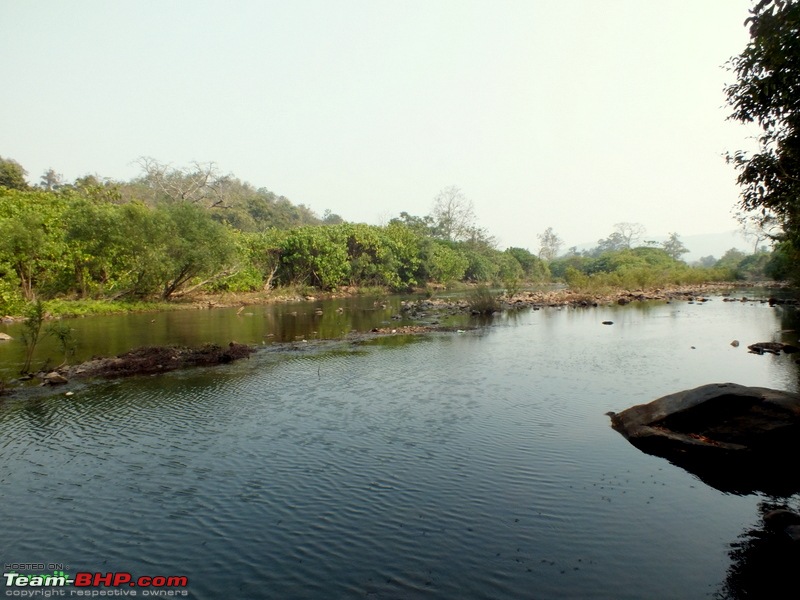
[609,383,800,495]
[0,332,11,341]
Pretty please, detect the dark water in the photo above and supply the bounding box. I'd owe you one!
[1,294,799,599]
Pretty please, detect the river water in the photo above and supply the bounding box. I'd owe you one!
[1,291,799,599]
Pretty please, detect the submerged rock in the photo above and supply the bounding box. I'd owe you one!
[609,383,800,495]
[0,332,11,341]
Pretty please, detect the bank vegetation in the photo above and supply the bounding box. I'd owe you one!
[0,157,789,318]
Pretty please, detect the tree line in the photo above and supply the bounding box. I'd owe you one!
[0,160,553,315]
[0,152,786,317]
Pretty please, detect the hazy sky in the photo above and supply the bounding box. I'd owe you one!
[2,0,757,251]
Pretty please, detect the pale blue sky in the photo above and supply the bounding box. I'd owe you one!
[2,0,756,252]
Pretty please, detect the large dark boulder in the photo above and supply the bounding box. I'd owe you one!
[609,383,800,495]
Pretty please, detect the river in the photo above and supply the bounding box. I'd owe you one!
[1,290,798,599]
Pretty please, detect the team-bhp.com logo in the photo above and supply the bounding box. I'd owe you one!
[3,567,189,597]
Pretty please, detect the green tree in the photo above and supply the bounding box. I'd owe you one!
[322,209,344,225]
[715,248,749,278]
[383,222,423,287]
[390,211,438,237]
[593,232,628,255]
[725,0,800,245]
[279,226,349,289]
[0,189,71,299]
[662,232,689,261]
[765,240,799,280]
[423,241,468,283]
[158,202,237,299]
[696,255,718,268]
[505,247,549,280]
[0,156,29,190]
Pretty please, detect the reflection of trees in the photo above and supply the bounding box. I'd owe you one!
[717,499,800,599]
[774,299,800,390]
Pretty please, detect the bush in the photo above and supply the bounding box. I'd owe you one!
[468,285,501,315]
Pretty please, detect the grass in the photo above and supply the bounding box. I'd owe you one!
[468,284,501,315]
[44,298,177,318]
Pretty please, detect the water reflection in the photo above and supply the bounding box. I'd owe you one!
[719,500,800,599]
[0,295,459,378]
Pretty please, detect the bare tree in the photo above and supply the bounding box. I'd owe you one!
[136,157,228,207]
[431,186,475,241]
[613,222,646,248]
[736,211,779,254]
[537,227,563,261]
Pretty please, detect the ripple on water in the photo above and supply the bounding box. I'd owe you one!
[1,302,798,599]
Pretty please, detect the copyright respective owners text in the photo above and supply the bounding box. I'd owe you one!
[3,563,190,597]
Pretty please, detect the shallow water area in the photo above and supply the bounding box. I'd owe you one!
[1,292,799,599]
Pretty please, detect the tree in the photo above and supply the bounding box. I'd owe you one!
[594,231,628,254]
[662,232,689,261]
[537,227,563,261]
[322,209,344,225]
[612,222,646,248]
[390,212,437,237]
[716,248,749,277]
[431,186,475,241]
[725,0,800,244]
[736,210,779,253]
[506,247,549,280]
[157,202,237,299]
[136,157,228,207]
[423,241,468,282]
[39,168,64,191]
[696,255,718,268]
[0,157,29,190]
[591,223,646,255]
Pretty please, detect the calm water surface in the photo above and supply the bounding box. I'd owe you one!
[1,294,799,599]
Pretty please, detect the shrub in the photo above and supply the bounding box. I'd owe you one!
[468,284,501,315]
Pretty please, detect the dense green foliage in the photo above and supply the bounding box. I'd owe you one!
[552,247,732,293]
[726,1,800,280]
[0,152,787,317]
[0,157,29,191]
[0,174,551,315]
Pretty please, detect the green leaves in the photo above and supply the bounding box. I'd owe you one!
[726,1,800,244]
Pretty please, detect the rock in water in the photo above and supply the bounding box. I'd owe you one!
[42,372,69,385]
[609,383,800,495]
[0,332,11,341]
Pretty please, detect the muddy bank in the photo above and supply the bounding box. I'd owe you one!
[64,342,255,379]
